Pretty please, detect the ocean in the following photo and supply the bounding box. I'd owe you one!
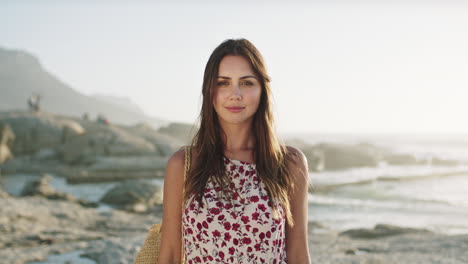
[2,133,468,236]
[292,133,468,235]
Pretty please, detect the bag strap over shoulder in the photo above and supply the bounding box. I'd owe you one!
[184,146,190,184]
[180,146,190,263]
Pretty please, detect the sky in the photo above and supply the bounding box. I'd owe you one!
[1,0,468,134]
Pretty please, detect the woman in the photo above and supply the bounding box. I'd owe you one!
[158,38,310,263]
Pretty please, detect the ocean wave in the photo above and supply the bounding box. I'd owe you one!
[309,165,468,191]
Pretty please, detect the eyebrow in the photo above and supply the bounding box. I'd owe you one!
[217,75,258,80]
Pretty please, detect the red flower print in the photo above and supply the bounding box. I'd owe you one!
[250,195,259,202]
[259,232,265,239]
[258,204,267,212]
[182,158,288,263]
[252,212,260,220]
[210,208,220,215]
[230,212,238,219]
[242,237,252,244]
[212,230,221,237]
[255,243,261,251]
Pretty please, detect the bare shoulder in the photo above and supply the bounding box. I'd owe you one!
[165,147,188,182]
[285,145,308,172]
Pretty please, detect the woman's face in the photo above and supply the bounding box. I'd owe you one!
[213,55,262,126]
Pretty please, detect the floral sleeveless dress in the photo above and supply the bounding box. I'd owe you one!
[182,157,287,264]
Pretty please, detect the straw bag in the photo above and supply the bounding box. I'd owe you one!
[133,146,190,264]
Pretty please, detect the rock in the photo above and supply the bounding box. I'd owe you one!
[383,153,419,165]
[0,124,15,164]
[100,180,163,213]
[21,174,56,196]
[430,157,460,166]
[0,189,9,198]
[0,194,160,263]
[123,122,183,156]
[57,123,157,165]
[0,144,13,164]
[0,123,15,147]
[0,155,77,175]
[67,155,167,183]
[339,224,432,239]
[0,111,85,155]
[81,236,144,264]
[157,122,197,144]
[20,174,98,208]
[301,142,380,171]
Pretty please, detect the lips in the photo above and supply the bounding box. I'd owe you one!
[225,106,245,113]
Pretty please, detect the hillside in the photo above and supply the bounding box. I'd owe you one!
[0,46,165,128]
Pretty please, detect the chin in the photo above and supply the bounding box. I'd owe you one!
[220,116,254,125]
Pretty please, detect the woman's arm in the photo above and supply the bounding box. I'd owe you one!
[285,146,311,264]
[158,148,186,264]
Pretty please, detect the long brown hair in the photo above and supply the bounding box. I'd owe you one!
[185,38,298,226]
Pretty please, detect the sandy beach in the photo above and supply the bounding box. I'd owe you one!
[1,191,467,264]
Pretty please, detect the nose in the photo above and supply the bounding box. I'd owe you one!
[229,84,242,100]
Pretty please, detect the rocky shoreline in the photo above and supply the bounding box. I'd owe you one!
[1,111,468,263]
[1,191,467,264]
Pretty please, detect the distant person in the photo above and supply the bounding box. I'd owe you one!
[82,112,90,121]
[96,114,109,125]
[139,39,311,263]
[27,94,41,112]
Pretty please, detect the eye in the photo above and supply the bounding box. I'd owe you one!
[241,81,254,86]
[217,81,229,86]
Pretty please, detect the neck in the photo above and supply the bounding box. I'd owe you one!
[220,122,255,152]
